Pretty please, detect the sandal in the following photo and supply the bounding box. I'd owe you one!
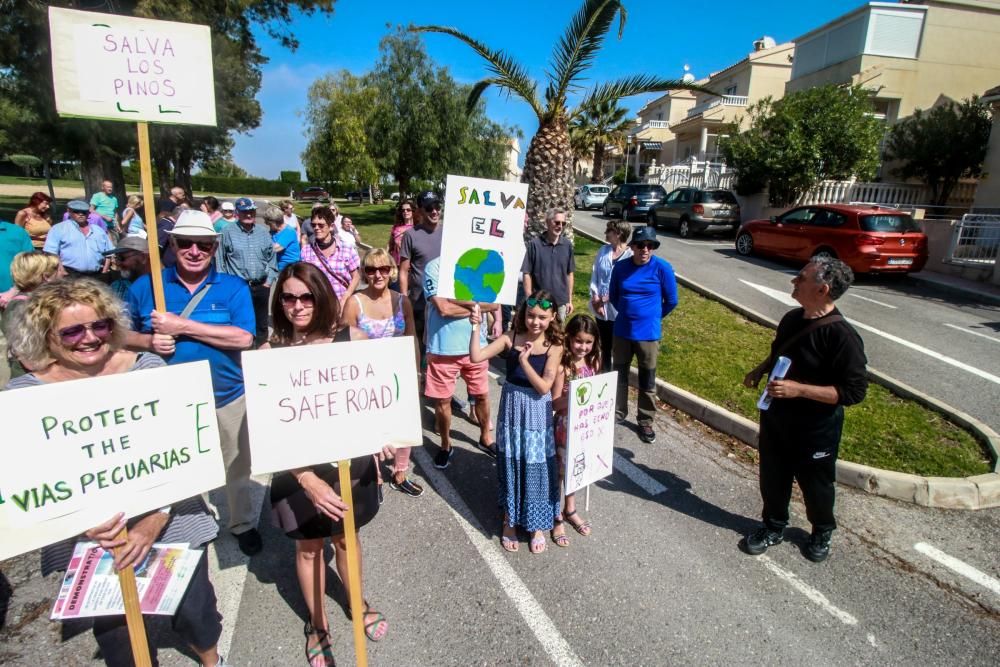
[551,521,569,547]
[303,621,336,667]
[530,532,546,554]
[346,601,388,642]
[565,510,592,537]
[501,526,519,552]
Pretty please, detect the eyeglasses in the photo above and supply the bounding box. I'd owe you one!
[633,242,657,250]
[422,203,442,213]
[525,297,553,309]
[311,221,329,230]
[57,318,114,345]
[239,210,256,216]
[175,238,216,253]
[280,292,316,306]
[364,266,392,276]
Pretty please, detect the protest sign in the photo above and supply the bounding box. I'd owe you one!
[0,362,224,562]
[242,336,423,475]
[437,174,530,305]
[564,371,617,496]
[52,542,203,620]
[48,7,216,126]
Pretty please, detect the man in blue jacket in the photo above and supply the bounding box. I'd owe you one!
[609,226,678,444]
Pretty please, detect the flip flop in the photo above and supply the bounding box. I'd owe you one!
[565,510,592,537]
[530,534,546,554]
[501,533,519,552]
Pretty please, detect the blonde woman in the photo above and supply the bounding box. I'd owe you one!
[121,194,146,237]
[2,251,67,379]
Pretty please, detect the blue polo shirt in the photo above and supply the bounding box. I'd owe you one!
[0,221,34,291]
[43,220,113,272]
[609,255,679,341]
[127,267,255,407]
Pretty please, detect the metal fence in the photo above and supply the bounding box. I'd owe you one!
[946,214,1000,266]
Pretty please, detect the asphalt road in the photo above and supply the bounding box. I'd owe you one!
[571,209,1000,435]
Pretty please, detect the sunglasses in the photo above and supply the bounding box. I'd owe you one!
[525,297,553,310]
[401,208,413,213]
[633,242,657,250]
[239,210,256,215]
[175,238,216,252]
[422,203,442,213]
[57,318,114,345]
[280,292,316,306]
[364,266,392,276]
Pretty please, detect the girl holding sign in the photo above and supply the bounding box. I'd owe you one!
[469,290,563,555]
[550,314,602,546]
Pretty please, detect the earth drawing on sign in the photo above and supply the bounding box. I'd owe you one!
[454,248,505,302]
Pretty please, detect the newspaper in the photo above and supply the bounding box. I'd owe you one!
[51,541,202,619]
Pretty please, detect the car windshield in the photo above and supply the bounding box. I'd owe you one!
[636,186,667,197]
[589,187,609,194]
[859,214,920,233]
[701,191,737,204]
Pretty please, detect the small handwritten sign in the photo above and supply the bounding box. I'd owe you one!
[564,371,617,495]
[241,337,423,474]
[437,174,530,304]
[48,7,217,126]
[0,362,224,561]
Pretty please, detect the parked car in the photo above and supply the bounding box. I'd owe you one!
[574,184,611,210]
[294,186,330,203]
[648,187,741,238]
[602,183,668,220]
[345,188,372,202]
[734,204,928,274]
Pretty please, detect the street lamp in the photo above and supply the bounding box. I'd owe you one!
[625,135,632,182]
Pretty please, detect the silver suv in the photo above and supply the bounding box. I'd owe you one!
[574,184,610,210]
[648,187,741,238]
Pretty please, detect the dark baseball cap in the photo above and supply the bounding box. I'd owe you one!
[103,235,150,256]
[234,197,256,212]
[417,191,441,209]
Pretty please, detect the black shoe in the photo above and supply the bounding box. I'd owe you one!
[235,528,263,557]
[743,526,783,555]
[390,477,424,497]
[475,439,498,460]
[615,414,626,425]
[639,423,656,444]
[805,530,832,563]
[434,448,453,469]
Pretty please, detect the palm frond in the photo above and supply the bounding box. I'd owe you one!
[574,76,716,119]
[547,0,626,111]
[411,25,543,120]
[467,78,501,114]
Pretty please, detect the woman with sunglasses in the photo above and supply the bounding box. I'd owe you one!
[4,279,226,667]
[263,262,390,666]
[300,206,361,312]
[387,199,414,268]
[329,203,360,248]
[341,249,422,497]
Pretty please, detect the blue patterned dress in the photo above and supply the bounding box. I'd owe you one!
[497,345,560,531]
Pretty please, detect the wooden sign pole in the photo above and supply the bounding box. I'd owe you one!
[113,527,153,667]
[136,121,167,311]
[337,460,369,667]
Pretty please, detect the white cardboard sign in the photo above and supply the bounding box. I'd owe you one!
[48,7,217,126]
[437,174,530,305]
[242,337,423,474]
[0,361,224,561]
[564,371,617,495]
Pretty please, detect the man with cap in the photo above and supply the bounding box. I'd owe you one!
[126,210,262,557]
[609,225,678,444]
[215,201,237,233]
[399,190,444,361]
[216,197,277,347]
[44,200,113,278]
[104,235,151,301]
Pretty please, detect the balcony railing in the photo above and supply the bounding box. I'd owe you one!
[681,95,749,120]
[628,119,672,136]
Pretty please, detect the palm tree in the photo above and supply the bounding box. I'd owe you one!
[412,0,710,236]
[571,99,633,184]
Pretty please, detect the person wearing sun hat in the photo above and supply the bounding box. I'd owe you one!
[125,209,264,557]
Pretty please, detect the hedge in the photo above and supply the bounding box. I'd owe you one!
[190,175,298,197]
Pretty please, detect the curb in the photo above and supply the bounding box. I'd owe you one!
[576,226,1000,510]
[907,272,1000,308]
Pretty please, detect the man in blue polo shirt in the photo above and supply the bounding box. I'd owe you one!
[126,210,263,557]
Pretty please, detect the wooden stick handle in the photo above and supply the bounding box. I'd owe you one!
[338,460,368,667]
[113,527,153,667]
[136,122,166,312]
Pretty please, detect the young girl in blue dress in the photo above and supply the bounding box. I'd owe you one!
[470,290,564,554]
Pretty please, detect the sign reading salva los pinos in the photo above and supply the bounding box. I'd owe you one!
[48,7,217,126]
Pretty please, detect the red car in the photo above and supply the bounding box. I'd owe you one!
[294,186,330,203]
[735,204,928,274]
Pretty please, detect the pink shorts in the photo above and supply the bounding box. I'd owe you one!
[424,353,489,399]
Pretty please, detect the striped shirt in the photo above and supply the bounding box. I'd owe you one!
[216,221,277,284]
[5,353,220,574]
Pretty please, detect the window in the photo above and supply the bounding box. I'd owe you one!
[781,208,816,224]
[656,112,663,121]
[677,190,692,204]
[724,85,737,96]
[699,190,737,204]
[860,214,920,232]
[809,210,846,227]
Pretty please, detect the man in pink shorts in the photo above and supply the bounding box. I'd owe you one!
[423,256,498,468]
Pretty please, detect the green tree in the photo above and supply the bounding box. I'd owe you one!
[721,85,883,207]
[413,0,706,237]
[570,99,632,183]
[198,154,250,178]
[884,97,992,206]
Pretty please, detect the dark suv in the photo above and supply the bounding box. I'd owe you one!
[602,183,668,220]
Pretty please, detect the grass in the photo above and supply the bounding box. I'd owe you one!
[0,175,86,189]
[569,235,992,477]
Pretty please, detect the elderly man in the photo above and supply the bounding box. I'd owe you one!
[126,210,262,557]
[522,208,575,321]
[741,257,867,563]
[216,197,277,347]
[89,179,119,235]
[104,235,151,301]
[609,225,678,444]
[44,199,113,278]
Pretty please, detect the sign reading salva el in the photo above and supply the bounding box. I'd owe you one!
[242,337,423,474]
[437,174,530,305]
[564,371,617,495]
[0,362,225,561]
[48,7,217,126]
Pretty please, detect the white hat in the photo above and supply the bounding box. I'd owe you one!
[169,210,219,237]
[220,201,235,211]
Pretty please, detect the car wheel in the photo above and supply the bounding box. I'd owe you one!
[602,203,610,217]
[678,219,691,239]
[811,248,837,261]
[735,232,754,256]
[647,211,658,228]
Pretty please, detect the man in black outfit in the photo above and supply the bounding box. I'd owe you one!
[741,257,868,563]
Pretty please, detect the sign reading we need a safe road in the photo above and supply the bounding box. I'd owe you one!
[48,7,217,126]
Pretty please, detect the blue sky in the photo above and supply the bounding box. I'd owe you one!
[231,0,865,179]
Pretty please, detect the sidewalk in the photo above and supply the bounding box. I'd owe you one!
[910,269,1000,306]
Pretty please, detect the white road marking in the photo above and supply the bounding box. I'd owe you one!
[850,293,897,309]
[943,323,1000,344]
[741,279,1000,386]
[914,542,1000,597]
[759,556,859,626]
[412,447,584,667]
[613,451,668,496]
[674,239,732,246]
